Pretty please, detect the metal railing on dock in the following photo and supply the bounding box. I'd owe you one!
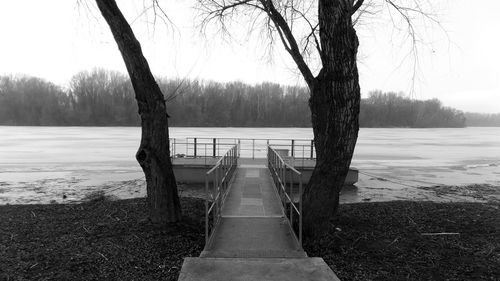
[170,137,316,160]
[205,145,239,245]
[267,146,303,248]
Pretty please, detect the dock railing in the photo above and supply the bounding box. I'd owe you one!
[205,145,239,245]
[170,137,316,160]
[267,146,303,248]
[170,139,221,166]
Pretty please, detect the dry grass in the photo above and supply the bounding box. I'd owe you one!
[1,199,498,280]
[304,201,500,280]
[0,197,205,281]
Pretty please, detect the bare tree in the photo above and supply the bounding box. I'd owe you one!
[95,0,181,223]
[197,0,437,236]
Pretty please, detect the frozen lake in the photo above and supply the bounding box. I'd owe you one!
[0,126,499,204]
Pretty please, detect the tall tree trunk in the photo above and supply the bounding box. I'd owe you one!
[96,0,181,223]
[302,0,360,235]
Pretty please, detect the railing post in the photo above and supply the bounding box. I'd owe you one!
[215,167,219,220]
[281,162,285,204]
[291,140,295,157]
[213,138,216,158]
[289,167,293,224]
[194,138,197,158]
[310,140,314,159]
[252,139,255,159]
[205,173,209,245]
[172,138,176,158]
[299,174,303,246]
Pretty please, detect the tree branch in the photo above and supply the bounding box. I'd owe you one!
[289,6,323,64]
[259,0,315,86]
[383,0,445,95]
[352,0,365,15]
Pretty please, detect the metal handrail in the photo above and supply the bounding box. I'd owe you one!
[205,145,239,245]
[267,146,303,248]
[170,137,316,159]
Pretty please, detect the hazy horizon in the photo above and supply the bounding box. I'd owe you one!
[1,1,499,113]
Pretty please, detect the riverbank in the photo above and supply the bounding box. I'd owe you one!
[1,157,499,206]
[1,175,499,205]
[1,198,498,280]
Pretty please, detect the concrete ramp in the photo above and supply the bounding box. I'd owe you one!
[179,257,340,281]
[200,217,306,258]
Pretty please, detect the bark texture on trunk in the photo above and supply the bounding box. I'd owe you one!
[302,0,360,235]
[96,0,181,223]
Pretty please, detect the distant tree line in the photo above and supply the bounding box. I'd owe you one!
[162,79,310,127]
[360,91,466,128]
[0,71,138,126]
[0,69,491,128]
[463,112,500,127]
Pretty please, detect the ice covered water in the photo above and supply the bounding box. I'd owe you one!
[0,126,499,204]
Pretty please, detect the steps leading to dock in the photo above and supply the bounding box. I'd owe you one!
[179,258,340,281]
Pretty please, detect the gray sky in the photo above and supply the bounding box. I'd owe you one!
[0,0,499,113]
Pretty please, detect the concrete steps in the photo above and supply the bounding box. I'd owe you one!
[178,257,340,281]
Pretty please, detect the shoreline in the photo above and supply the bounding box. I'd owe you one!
[1,173,498,206]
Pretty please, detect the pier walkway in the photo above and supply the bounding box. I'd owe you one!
[178,159,340,281]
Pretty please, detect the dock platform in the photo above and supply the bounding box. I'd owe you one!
[173,157,358,185]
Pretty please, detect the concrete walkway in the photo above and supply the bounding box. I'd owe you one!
[178,161,340,281]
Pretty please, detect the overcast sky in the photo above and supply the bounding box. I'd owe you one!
[0,0,499,113]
